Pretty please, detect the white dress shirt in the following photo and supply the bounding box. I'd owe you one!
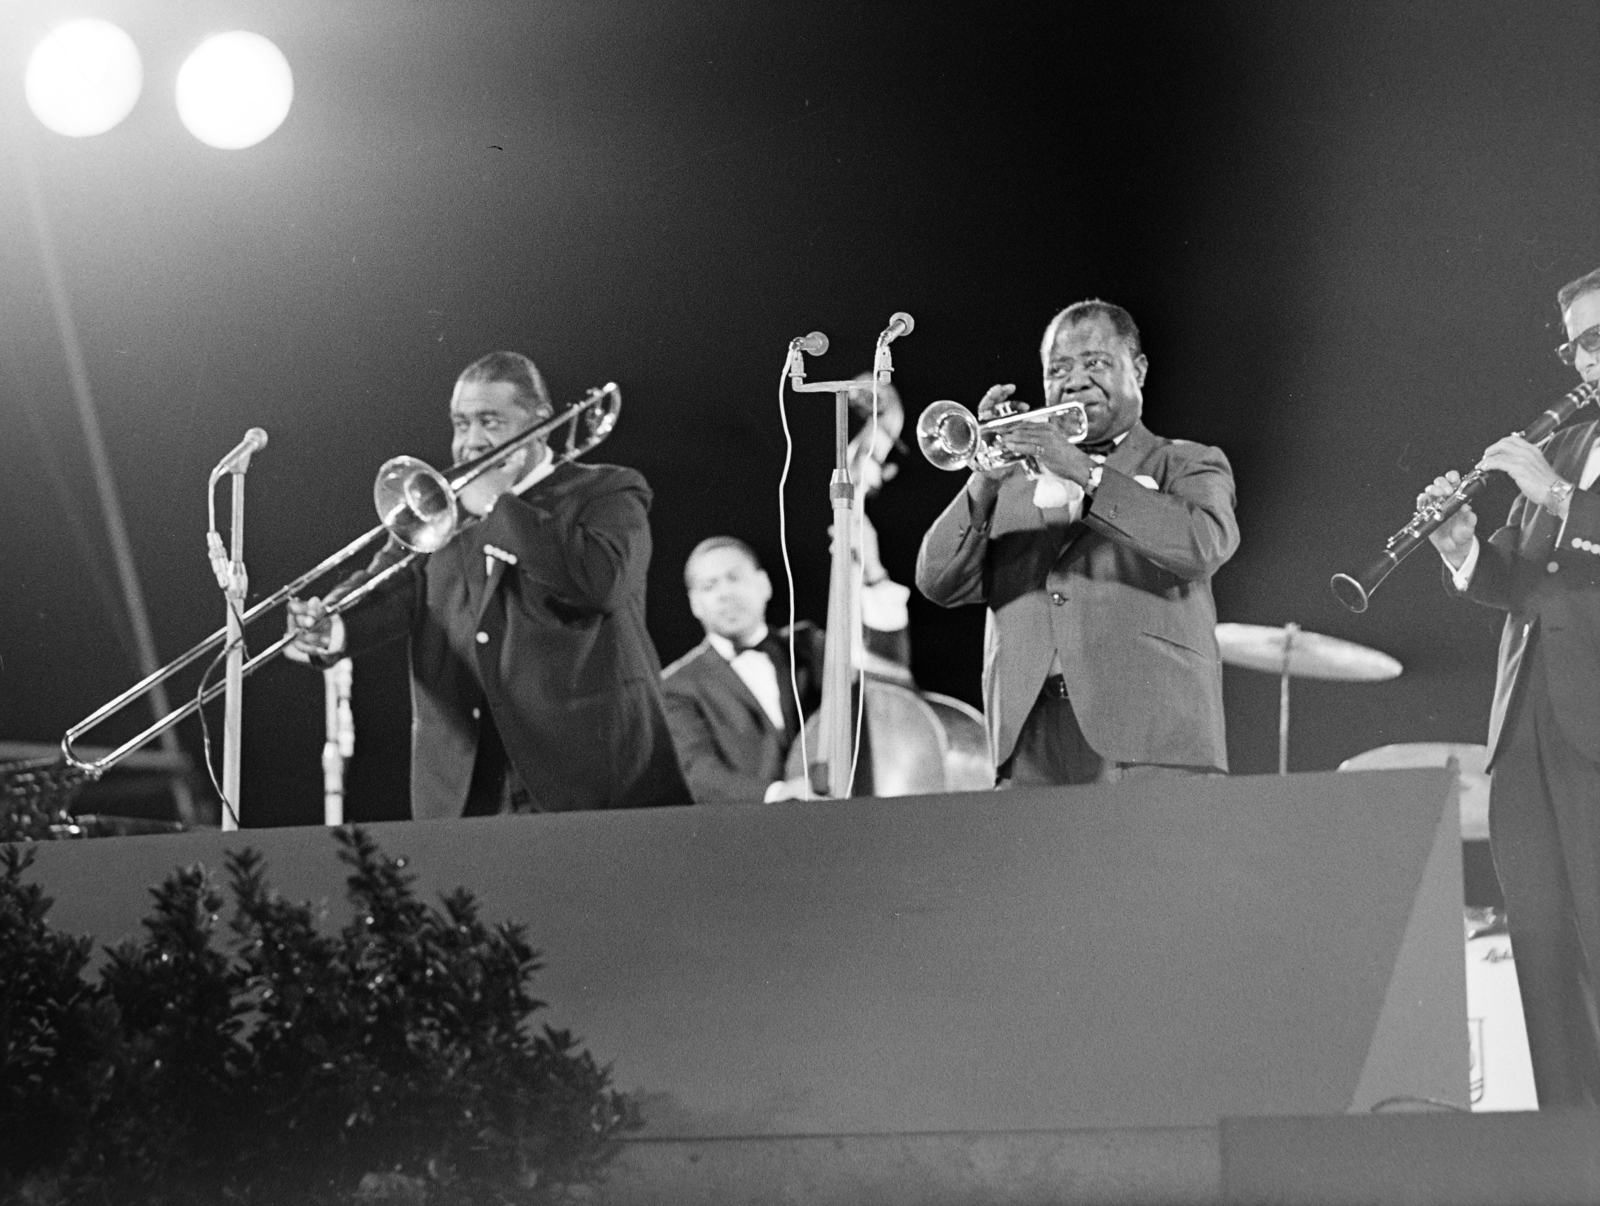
[1447,438,1600,589]
[707,625,786,730]
[1031,431,1127,519]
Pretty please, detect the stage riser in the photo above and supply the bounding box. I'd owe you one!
[22,769,1462,1137]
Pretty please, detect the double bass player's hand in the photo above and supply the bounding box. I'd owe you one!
[1420,471,1477,569]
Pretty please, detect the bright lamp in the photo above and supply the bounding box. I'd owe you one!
[25,19,143,137]
[176,31,293,150]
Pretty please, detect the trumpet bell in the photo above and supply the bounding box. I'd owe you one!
[916,400,983,472]
[375,456,458,553]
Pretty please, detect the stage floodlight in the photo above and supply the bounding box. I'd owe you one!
[25,19,143,137]
[175,31,292,150]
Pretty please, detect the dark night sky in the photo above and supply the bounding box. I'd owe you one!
[3,1,1599,826]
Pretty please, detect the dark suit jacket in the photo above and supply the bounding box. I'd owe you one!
[1448,418,1600,766]
[661,623,822,805]
[336,460,690,818]
[916,421,1238,771]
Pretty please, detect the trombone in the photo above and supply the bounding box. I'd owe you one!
[61,383,622,780]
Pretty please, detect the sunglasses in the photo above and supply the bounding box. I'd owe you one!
[1556,323,1600,366]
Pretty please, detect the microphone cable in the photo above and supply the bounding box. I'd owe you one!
[775,357,810,796]
[193,602,245,829]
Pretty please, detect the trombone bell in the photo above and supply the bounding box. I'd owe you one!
[375,457,458,554]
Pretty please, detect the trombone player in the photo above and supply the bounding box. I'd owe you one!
[287,350,690,817]
[1423,268,1600,1109]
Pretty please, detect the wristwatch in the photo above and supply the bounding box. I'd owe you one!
[1545,477,1575,517]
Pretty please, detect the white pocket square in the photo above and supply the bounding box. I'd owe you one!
[1133,474,1159,490]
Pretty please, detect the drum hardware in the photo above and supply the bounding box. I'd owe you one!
[1216,622,1402,774]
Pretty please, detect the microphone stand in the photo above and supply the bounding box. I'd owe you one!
[207,447,260,830]
[787,323,907,798]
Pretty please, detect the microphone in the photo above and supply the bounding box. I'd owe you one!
[791,331,829,356]
[879,312,914,344]
[212,427,269,476]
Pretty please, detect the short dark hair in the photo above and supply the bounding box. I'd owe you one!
[456,351,554,419]
[1557,267,1600,315]
[1040,299,1143,362]
[684,536,761,588]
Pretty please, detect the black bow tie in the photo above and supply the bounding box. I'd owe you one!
[737,633,783,658]
[1078,439,1119,458]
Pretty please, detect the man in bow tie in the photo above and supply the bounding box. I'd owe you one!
[1424,267,1600,1108]
[661,538,823,805]
[286,350,690,818]
[916,299,1238,787]
[662,537,913,804]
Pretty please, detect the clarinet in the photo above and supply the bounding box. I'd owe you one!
[1330,379,1600,613]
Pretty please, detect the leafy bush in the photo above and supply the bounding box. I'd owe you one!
[0,828,637,1204]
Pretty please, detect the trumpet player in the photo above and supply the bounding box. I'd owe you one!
[1424,268,1600,1109]
[916,300,1238,787]
[286,350,690,817]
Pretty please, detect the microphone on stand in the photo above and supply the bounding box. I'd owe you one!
[878,312,914,344]
[207,428,268,589]
[788,331,828,381]
[211,427,269,479]
[875,312,913,377]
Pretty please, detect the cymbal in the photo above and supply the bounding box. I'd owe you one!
[1215,622,1402,682]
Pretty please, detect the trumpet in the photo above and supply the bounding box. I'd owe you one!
[1330,378,1600,613]
[61,383,622,779]
[916,397,1088,473]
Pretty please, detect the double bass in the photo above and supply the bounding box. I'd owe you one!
[785,372,991,796]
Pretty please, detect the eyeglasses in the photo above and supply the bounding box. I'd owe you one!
[1555,323,1600,366]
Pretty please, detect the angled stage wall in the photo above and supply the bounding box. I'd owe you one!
[22,768,1464,1137]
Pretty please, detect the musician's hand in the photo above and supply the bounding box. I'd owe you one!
[457,447,528,517]
[976,383,1020,423]
[996,422,1095,486]
[285,596,336,663]
[766,775,813,802]
[965,384,1027,509]
[1478,435,1566,511]
[1419,471,1477,568]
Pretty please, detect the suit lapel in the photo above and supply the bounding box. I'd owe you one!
[1104,420,1157,477]
[1560,419,1599,487]
[702,642,778,732]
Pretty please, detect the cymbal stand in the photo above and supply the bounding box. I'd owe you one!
[1278,622,1299,775]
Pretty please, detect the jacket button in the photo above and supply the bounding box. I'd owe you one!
[471,707,481,720]
[1050,592,1066,605]
[1547,561,1560,574]
[476,630,490,644]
